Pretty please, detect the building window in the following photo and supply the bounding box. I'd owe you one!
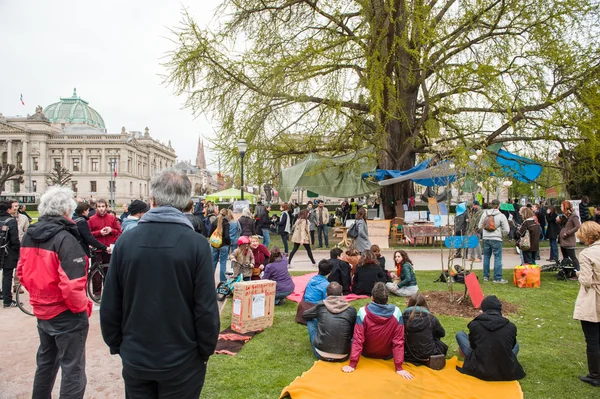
[71,181,78,193]
[73,158,80,172]
[32,181,37,192]
[90,181,97,192]
[109,181,116,193]
[16,152,23,169]
[33,157,39,171]
[137,162,141,175]
[91,158,99,172]
[54,159,61,169]
[13,179,20,193]
[139,183,142,195]
[128,158,132,173]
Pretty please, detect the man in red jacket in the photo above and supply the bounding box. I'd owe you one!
[88,199,121,264]
[342,282,414,379]
[17,186,92,398]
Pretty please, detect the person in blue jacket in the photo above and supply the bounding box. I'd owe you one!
[304,260,333,303]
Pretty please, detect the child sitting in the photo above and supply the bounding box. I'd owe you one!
[229,236,255,281]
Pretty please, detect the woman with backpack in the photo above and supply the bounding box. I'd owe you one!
[558,200,581,279]
[288,209,316,267]
[403,293,448,368]
[516,207,540,265]
[210,208,231,283]
[352,207,371,254]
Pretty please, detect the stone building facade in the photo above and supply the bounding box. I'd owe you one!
[0,89,176,204]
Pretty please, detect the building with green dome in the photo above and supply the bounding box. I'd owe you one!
[0,89,177,204]
[43,88,106,131]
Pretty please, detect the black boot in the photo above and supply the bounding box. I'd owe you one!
[579,351,600,387]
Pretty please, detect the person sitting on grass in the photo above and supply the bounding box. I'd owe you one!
[262,247,294,305]
[341,244,361,277]
[229,236,254,281]
[351,250,388,295]
[455,295,525,381]
[303,260,332,304]
[302,282,357,361]
[328,248,352,295]
[371,244,386,271]
[386,250,418,297]
[250,235,270,280]
[402,293,448,367]
[342,282,414,380]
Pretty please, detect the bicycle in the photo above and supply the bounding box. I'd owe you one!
[86,250,109,305]
[16,283,34,316]
[215,261,251,302]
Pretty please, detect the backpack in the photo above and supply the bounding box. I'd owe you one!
[347,221,359,239]
[209,229,223,248]
[0,218,11,268]
[520,228,531,251]
[482,212,497,232]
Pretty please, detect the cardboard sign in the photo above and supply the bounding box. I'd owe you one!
[366,219,391,249]
[465,273,484,309]
[428,197,439,215]
[231,280,276,333]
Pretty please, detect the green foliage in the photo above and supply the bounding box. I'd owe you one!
[202,270,596,399]
[165,0,600,192]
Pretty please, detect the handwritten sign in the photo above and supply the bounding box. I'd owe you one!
[367,219,391,249]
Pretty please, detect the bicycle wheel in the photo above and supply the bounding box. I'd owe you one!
[87,267,105,305]
[216,282,230,302]
[16,284,34,316]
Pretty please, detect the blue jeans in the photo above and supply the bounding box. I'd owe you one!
[456,331,519,357]
[281,233,289,254]
[307,319,318,357]
[275,290,292,305]
[549,238,559,261]
[262,229,271,249]
[482,240,503,280]
[212,245,230,282]
[317,225,329,247]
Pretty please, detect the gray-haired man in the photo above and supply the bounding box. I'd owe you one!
[100,169,219,399]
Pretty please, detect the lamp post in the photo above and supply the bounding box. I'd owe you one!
[238,139,247,201]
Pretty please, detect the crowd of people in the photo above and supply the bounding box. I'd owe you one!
[6,176,600,397]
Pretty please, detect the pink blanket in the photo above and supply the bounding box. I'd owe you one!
[286,272,369,303]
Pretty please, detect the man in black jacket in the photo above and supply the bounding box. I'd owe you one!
[100,170,219,399]
[327,248,352,295]
[302,282,357,361]
[183,199,207,236]
[456,295,525,381]
[580,196,592,222]
[0,200,21,307]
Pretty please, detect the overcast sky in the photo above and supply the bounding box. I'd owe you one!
[0,0,220,169]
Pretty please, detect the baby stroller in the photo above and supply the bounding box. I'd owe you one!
[540,258,575,281]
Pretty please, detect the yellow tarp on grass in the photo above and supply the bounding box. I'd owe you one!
[280,356,523,399]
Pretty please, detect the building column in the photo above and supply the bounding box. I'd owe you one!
[39,140,47,172]
[7,139,13,164]
[82,148,87,173]
[63,149,68,169]
[22,140,28,171]
[101,148,106,173]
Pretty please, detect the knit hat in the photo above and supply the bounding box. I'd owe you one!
[473,200,480,206]
[128,200,149,215]
[480,295,502,312]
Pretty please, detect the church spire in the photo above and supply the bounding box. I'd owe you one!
[196,135,207,169]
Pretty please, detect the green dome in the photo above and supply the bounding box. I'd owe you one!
[43,88,105,129]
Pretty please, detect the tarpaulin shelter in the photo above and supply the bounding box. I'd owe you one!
[277,148,381,202]
[205,188,257,204]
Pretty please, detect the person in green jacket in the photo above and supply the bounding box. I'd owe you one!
[386,250,419,297]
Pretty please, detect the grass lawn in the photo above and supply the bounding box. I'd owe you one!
[201,270,598,399]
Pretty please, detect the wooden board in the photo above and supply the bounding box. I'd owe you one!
[367,219,391,249]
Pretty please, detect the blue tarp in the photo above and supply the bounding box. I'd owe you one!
[365,148,543,186]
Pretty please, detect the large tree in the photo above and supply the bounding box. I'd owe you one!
[165,0,600,213]
[0,164,24,194]
[46,166,73,187]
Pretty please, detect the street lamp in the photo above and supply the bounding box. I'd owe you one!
[238,139,247,200]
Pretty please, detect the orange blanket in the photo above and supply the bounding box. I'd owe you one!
[280,357,523,399]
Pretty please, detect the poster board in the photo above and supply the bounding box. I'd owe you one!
[231,280,276,333]
[404,211,420,224]
[427,197,439,215]
[367,219,391,249]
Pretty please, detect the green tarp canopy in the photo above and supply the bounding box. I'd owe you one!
[205,188,257,204]
[278,148,381,202]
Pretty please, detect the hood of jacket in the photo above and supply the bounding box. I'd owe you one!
[306,274,328,291]
[138,206,193,229]
[323,296,350,314]
[121,217,139,230]
[472,310,510,331]
[456,202,467,216]
[366,302,399,324]
[26,215,79,243]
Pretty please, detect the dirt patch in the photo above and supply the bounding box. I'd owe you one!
[403,291,519,319]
